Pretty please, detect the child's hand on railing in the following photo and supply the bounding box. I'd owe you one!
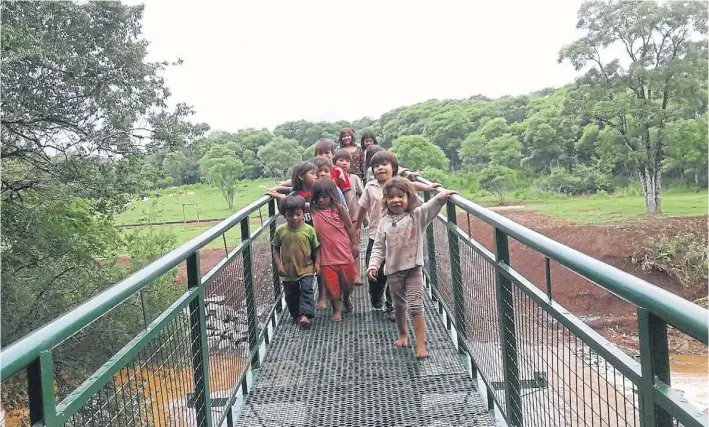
[435,189,457,202]
[266,190,284,200]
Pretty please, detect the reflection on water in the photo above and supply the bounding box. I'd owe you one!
[670,353,708,413]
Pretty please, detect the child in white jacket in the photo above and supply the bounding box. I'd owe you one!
[367,177,456,358]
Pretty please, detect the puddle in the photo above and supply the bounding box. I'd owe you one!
[670,353,708,413]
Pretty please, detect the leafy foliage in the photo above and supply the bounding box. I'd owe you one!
[477,165,518,205]
[632,232,708,289]
[390,135,449,171]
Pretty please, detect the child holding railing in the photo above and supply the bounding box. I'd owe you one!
[367,177,456,358]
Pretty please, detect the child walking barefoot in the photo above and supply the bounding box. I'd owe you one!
[272,195,321,329]
[367,178,456,358]
[311,180,360,321]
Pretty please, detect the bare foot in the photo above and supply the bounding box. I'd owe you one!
[317,299,327,310]
[415,344,429,359]
[299,316,311,329]
[342,295,353,313]
[395,335,409,347]
[331,312,342,322]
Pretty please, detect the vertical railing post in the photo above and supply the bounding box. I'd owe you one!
[27,350,57,426]
[241,217,260,370]
[637,308,672,427]
[445,200,467,348]
[268,199,282,313]
[494,229,522,426]
[424,191,439,299]
[187,251,212,427]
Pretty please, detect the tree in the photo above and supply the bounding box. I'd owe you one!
[477,165,518,205]
[663,114,708,186]
[390,135,449,171]
[208,157,244,209]
[257,137,303,179]
[558,0,708,213]
[1,2,203,407]
[487,134,523,169]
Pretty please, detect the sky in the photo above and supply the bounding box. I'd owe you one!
[134,0,587,132]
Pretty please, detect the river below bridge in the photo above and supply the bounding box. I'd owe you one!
[670,353,708,414]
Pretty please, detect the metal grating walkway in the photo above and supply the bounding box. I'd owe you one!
[234,280,496,426]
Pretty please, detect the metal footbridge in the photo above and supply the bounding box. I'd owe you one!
[2,180,707,427]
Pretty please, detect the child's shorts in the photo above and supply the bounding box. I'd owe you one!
[321,263,357,299]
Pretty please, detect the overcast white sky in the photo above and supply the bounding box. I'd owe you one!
[134,0,587,132]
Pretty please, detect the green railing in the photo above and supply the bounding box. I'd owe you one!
[2,184,707,427]
[418,178,708,427]
[1,196,283,427]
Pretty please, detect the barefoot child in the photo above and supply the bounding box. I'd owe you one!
[354,151,440,321]
[267,160,347,310]
[311,179,360,322]
[314,157,365,288]
[367,178,457,358]
[272,195,321,329]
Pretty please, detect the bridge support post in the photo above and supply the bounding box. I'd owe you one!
[187,251,212,427]
[445,200,467,350]
[268,199,282,313]
[241,217,260,370]
[637,308,673,427]
[27,350,57,426]
[424,191,439,299]
[493,229,522,426]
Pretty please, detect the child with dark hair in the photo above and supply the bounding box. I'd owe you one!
[332,149,362,214]
[268,160,349,310]
[354,151,440,320]
[269,138,352,203]
[360,130,378,151]
[364,145,385,182]
[338,127,366,182]
[368,178,456,357]
[311,179,360,322]
[269,162,319,225]
[272,194,320,329]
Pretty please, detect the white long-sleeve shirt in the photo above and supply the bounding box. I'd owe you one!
[368,197,445,275]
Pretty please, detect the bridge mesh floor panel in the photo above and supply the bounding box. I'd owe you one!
[234,283,495,426]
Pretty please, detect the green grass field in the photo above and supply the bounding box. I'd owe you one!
[116,179,279,225]
[536,191,708,223]
[115,180,707,250]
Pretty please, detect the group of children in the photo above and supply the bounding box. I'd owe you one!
[268,128,456,358]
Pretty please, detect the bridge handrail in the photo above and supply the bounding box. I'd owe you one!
[419,177,708,343]
[0,195,271,381]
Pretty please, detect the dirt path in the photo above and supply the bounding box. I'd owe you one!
[455,210,708,355]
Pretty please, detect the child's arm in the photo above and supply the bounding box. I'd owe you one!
[354,205,368,231]
[337,203,360,258]
[310,228,321,275]
[413,181,441,192]
[272,247,285,276]
[335,188,349,212]
[366,227,385,280]
[418,190,458,226]
[266,189,286,201]
[313,246,321,275]
[268,185,292,194]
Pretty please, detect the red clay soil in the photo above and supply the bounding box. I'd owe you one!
[456,210,708,355]
[175,248,235,285]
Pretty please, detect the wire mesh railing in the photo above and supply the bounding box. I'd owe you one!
[0,197,284,427]
[419,179,708,427]
[2,184,707,427]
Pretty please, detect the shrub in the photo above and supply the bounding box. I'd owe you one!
[632,233,708,289]
[533,166,613,196]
